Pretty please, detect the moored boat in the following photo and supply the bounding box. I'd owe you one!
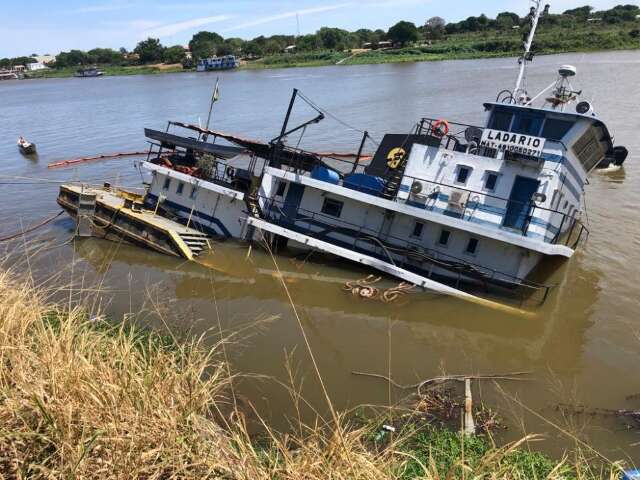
[17,136,37,155]
[74,67,104,78]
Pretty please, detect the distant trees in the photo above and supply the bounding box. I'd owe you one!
[318,27,350,50]
[6,3,638,72]
[0,56,36,69]
[601,4,640,23]
[134,38,165,64]
[424,16,446,40]
[387,21,419,46]
[563,6,593,21]
[188,31,223,59]
[163,45,186,64]
[496,12,520,29]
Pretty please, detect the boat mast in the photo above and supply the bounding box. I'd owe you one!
[514,1,549,104]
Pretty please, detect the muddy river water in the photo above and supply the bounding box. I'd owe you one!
[1,50,639,461]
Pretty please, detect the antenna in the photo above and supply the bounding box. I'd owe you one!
[296,13,300,38]
[513,1,549,104]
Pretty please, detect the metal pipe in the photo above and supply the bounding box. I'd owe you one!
[277,88,298,144]
[514,1,544,102]
[352,130,369,174]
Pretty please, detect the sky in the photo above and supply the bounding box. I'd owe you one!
[0,0,630,58]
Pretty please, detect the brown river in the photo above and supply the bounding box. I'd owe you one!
[1,50,639,461]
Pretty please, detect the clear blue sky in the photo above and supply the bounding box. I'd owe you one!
[1,0,626,57]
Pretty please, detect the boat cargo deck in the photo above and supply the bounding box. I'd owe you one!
[57,184,211,260]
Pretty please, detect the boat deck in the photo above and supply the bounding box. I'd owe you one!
[58,184,210,260]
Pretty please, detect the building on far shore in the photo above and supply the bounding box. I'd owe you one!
[283,45,297,54]
[26,62,48,71]
[32,54,56,65]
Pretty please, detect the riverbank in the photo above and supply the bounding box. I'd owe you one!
[0,270,622,478]
[20,23,639,79]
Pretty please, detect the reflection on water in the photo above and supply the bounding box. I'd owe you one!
[2,49,640,460]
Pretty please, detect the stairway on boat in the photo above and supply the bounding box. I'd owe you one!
[381,158,408,199]
[177,231,210,257]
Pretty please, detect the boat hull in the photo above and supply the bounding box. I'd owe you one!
[18,143,36,155]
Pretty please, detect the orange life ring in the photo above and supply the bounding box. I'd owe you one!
[432,119,450,138]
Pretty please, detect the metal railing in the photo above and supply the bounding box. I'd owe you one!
[415,117,572,164]
[268,145,589,249]
[397,171,589,248]
[257,194,554,306]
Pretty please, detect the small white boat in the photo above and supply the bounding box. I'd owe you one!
[17,136,36,155]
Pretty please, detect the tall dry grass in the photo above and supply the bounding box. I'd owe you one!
[0,270,621,479]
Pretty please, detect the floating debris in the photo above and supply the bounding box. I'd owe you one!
[343,276,415,303]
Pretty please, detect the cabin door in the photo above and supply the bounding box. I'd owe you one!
[503,176,540,232]
[281,183,305,224]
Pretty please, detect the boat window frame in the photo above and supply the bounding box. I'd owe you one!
[189,185,198,200]
[454,165,473,186]
[411,221,425,239]
[465,237,479,256]
[162,177,171,191]
[540,117,574,140]
[275,181,287,197]
[438,229,451,247]
[321,197,344,218]
[573,124,608,172]
[176,181,185,196]
[483,171,500,192]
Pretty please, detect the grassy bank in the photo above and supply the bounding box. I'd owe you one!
[0,270,622,478]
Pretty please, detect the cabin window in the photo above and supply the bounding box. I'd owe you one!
[455,166,471,185]
[275,181,287,197]
[176,182,184,196]
[162,178,171,191]
[484,172,499,191]
[438,229,451,246]
[563,200,569,210]
[189,185,198,199]
[512,113,544,136]
[573,125,607,172]
[411,221,424,238]
[465,238,479,255]
[489,111,513,131]
[321,198,343,218]
[541,119,573,140]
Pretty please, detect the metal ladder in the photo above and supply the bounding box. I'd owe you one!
[177,232,210,256]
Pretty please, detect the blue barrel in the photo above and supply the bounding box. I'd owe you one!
[310,166,340,185]
[343,173,385,196]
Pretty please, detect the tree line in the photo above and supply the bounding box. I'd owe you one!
[1,4,637,70]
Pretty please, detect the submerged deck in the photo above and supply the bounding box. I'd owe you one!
[57,184,211,260]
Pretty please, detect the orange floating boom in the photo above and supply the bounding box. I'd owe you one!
[47,151,148,169]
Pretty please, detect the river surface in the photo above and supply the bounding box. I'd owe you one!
[1,50,639,462]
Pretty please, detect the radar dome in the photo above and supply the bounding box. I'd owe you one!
[559,65,577,77]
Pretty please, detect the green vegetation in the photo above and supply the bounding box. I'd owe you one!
[0,270,625,478]
[1,4,638,77]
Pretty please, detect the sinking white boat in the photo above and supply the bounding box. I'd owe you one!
[65,1,628,308]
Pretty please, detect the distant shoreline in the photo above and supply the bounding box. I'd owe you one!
[19,45,640,81]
